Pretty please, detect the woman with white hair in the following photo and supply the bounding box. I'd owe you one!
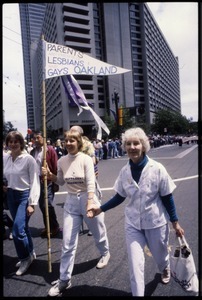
[87,127,184,297]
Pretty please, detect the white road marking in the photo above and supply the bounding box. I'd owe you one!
[151,144,198,159]
[55,145,198,195]
[174,144,198,158]
[56,175,198,195]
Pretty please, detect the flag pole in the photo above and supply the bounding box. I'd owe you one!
[42,34,52,272]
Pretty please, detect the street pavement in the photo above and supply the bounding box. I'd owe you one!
[3,142,200,297]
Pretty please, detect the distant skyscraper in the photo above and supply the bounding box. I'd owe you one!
[19,3,46,130]
[19,3,181,137]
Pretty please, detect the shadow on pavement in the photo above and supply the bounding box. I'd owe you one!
[3,253,132,297]
[144,273,162,296]
[53,284,132,297]
[4,256,101,284]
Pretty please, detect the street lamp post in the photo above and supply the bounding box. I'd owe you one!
[112,89,119,137]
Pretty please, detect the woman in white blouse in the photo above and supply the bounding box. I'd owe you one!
[87,127,184,297]
[42,130,110,297]
[3,131,40,276]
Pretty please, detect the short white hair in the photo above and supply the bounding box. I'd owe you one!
[122,127,150,153]
[70,125,84,135]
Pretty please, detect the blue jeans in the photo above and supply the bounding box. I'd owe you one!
[7,188,33,260]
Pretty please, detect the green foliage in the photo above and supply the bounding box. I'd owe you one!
[3,121,17,141]
[188,121,198,135]
[123,108,136,130]
[151,109,190,135]
[103,113,117,138]
[104,107,136,138]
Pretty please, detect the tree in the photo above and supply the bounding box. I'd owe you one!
[151,109,190,135]
[104,107,135,138]
[3,121,17,140]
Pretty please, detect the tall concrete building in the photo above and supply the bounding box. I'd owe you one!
[19,3,181,138]
[19,3,46,131]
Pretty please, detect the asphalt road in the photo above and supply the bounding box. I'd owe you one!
[3,142,200,297]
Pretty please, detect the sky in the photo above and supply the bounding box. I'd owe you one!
[2,3,199,138]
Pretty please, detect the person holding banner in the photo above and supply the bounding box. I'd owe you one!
[70,125,102,236]
[42,130,110,297]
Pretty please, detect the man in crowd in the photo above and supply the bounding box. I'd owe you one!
[30,131,60,238]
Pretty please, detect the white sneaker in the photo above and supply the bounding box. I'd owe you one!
[48,279,71,297]
[16,251,36,269]
[9,232,13,240]
[16,255,33,276]
[161,267,170,284]
[96,252,110,269]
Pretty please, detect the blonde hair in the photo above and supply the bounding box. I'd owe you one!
[64,130,83,151]
[122,127,150,153]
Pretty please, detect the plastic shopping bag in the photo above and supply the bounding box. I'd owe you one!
[170,235,199,294]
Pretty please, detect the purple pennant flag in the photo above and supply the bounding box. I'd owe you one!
[61,76,77,107]
[61,75,93,110]
[61,74,110,139]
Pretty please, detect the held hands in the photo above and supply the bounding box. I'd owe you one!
[86,203,102,218]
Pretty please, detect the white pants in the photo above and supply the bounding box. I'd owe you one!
[125,222,170,296]
[60,192,109,281]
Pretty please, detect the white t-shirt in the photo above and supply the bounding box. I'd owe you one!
[56,151,95,194]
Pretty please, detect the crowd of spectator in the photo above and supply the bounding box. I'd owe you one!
[3,133,198,161]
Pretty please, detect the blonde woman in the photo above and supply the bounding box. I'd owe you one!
[42,130,110,297]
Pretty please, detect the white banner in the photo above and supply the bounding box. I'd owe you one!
[43,40,131,79]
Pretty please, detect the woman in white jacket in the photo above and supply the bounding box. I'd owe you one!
[87,127,184,297]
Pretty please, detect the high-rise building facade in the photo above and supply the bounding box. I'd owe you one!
[19,3,181,138]
[19,3,46,130]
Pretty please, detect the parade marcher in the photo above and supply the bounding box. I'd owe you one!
[42,130,110,297]
[30,131,60,238]
[87,127,184,296]
[70,125,102,236]
[3,131,40,275]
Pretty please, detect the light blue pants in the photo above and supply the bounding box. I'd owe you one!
[125,223,170,296]
[60,192,109,281]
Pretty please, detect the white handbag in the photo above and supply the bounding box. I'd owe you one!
[170,235,199,294]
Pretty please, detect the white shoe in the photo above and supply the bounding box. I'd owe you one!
[9,231,13,240]
[16,251,36,268]
[48,279,71,297]
[96,252,110,269]
[161,267,170,284]
[16,255,33,276]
